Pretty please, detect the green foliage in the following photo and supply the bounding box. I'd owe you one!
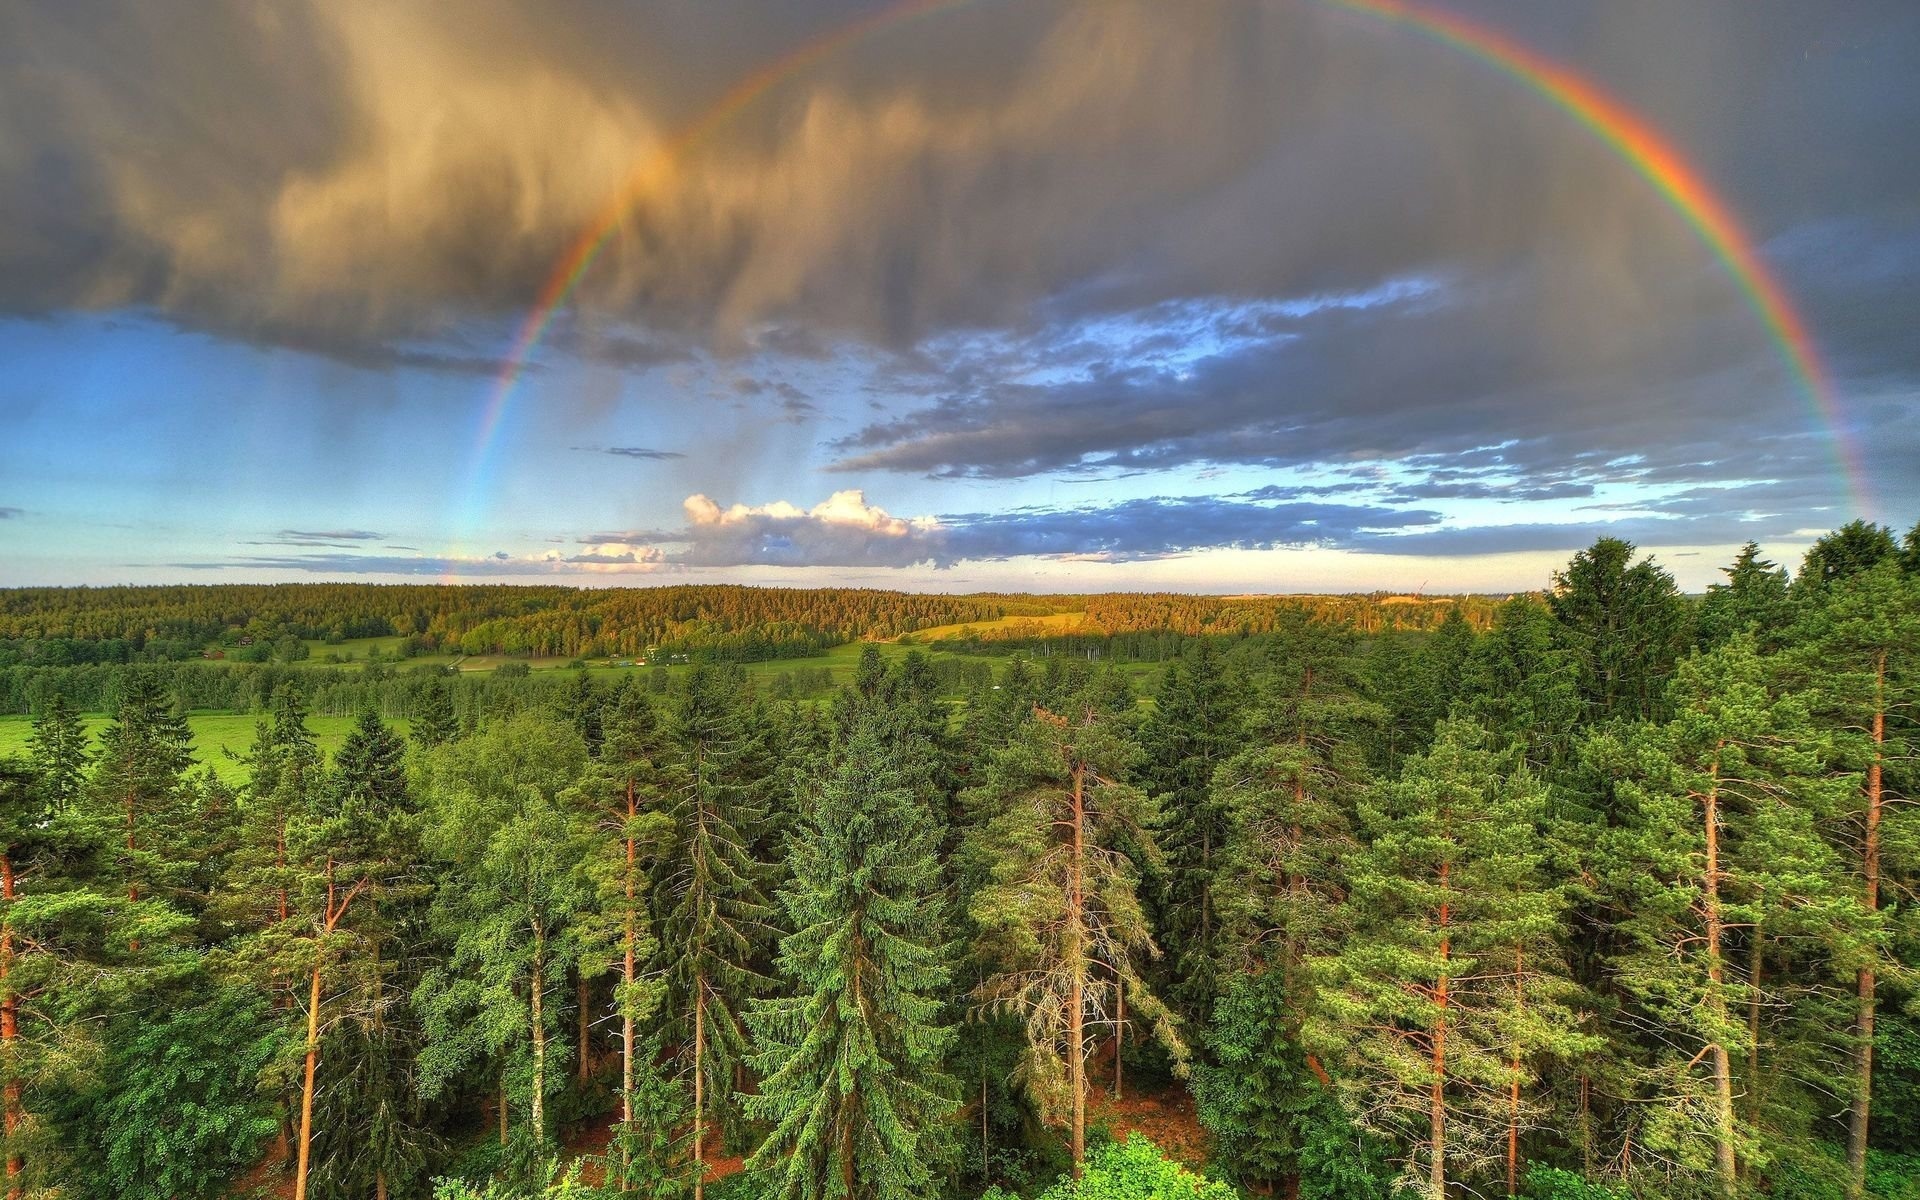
[416,716,592,1147]
[1195,972,1389,1199]
[745,724,958,1200]
[1522,1165,1630,1200]
[985,1133,1239,1200]
[1876,1015,1920,1154]
[1546,537,1690,722]
[66,984,282,1200]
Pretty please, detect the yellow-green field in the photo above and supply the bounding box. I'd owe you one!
[0,713,409,784]
[901,611,1087,642]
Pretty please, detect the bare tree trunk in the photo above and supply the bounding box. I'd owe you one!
[531,936,547,1144]
[1703,748,1738,1194]
[1069,762,1087,1176]
[2,854,20,1200]
[981,1066,989,1173]
[1747,930,1764,1129]
[1507,945,1523,1198]
[1848,655,1886,1200]
[1429,858,1450,1200]
[1113,973,1124,1100]
[694,985,706,1200]
[621,778,638,1186]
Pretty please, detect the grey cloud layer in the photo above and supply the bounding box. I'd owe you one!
[5,2,1914,357]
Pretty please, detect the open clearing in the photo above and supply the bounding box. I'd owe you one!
[0,712,410,784]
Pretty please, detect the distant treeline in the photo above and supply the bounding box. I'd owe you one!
[0,583,1508,673]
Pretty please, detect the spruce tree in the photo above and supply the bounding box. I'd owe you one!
[659,665,773,1198]
[25,694,88,814]
[1548,538,1690,722]
[1697,542,1791,650]
[412,677,458,750]
[85,669,195,924]
[1459,597,1582,771]
[745,725,957,1200]
[1138,640,1243,1026]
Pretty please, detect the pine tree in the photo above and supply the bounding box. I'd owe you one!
[567,683,675,1187]
[1593,638,1847,1195]
[659,665,773,1198]
[1783,561,1920,1196]
[745,725,957,1200]
[967,698,1183,1174]
[1306,720,1587,1200]
[1210,641,1373,1089]
[290,708,422,1200]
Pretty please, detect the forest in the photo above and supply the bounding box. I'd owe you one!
[3,519,1919,1200]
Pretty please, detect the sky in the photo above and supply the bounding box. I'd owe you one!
[1,0,1916,593]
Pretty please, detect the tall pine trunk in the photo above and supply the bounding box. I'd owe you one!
[293,865,361,1200]
[294,963,323,1200]
[1848,652,1886,1199]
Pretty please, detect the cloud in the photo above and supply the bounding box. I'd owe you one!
[943,497,1442,562]
[279,528,382,541]
[567,489,1443,570]
[0,507,21,519]
[7,0,1914,372]
[667,490,947,568]
[576,446,686,461]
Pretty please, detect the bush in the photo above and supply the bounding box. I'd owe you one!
[985,1133,1239,1200]
[1524,1165,1631,1200]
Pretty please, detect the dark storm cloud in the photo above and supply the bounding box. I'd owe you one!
[6,1,1915,358]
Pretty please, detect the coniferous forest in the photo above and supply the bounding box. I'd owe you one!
[4,522,1919,1200]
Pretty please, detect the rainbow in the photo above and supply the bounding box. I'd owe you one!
[456,0,1866,562]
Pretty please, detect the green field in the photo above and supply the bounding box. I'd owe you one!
[0,712,410,784]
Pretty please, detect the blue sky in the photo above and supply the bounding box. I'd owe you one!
[2,1,1915,591]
